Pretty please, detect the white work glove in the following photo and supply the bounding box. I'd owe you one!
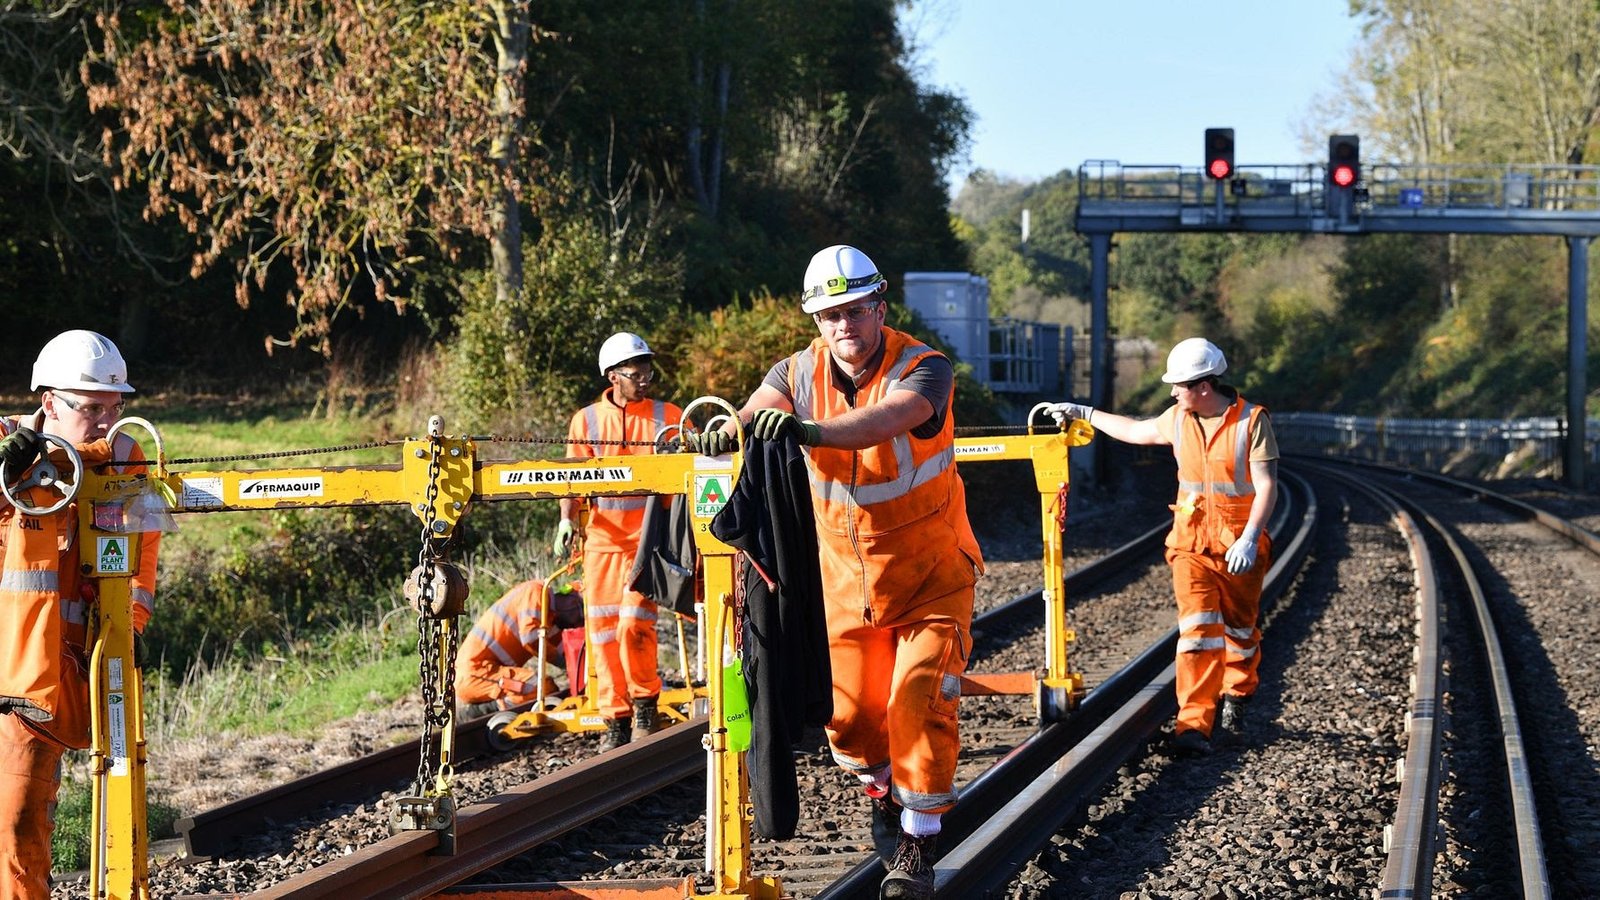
[553,518,575,556]
[1225,525,1260,575]
[1046,401,1094,427]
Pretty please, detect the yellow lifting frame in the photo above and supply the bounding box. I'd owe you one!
[951,417,1096,721]
[76,409,1091,900]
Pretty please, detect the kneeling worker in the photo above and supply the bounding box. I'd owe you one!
[456,578,584,718]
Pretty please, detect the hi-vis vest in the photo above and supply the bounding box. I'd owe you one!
[788,328,982,623]
[565,391,681,554]
[0,421,158,749]
[1166,395,1265,557]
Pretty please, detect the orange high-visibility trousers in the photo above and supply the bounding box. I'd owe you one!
[1167,537,1268,737]
[824,585,972,813]
[0,713,64,900]
[582,548,661,720]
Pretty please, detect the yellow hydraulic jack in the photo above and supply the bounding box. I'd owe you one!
[951,407,1096,722]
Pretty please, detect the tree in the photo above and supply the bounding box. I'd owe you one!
[88,0,539,353]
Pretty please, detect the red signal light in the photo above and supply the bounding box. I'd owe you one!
[1331,164,1356,188]
[1204,128,1234,182]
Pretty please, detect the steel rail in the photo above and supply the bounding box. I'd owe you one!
[1300,462,1446,897]
[816,470,1318,899]
[175,720,707,900]
[1350,464,1555,898]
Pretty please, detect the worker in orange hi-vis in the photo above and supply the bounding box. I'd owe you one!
[455,578,585,719]
[685,245,983,900]
[556,332,682,751]
[0,330,164,899]
[1047,337,1279,758]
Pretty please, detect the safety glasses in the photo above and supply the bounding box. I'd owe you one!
[813,301,882,326]
[53,393,126,419]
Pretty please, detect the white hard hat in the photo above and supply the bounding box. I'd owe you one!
[597,332,653,376]
[1162,337,1227,384]
[31,329,136,393]
[802,244,888,314]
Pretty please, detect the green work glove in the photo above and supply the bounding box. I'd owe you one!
[749,408,821,445]
[553,518,575,556]
[683,430,735,457]
[0,426,41,478]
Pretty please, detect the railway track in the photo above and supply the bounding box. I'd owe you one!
[57,457,1600,898]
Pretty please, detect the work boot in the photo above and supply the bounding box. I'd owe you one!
[1218,694,1249,743]
[631,696,660,740]
[880,831,936,900]
[1169,728,1212,757]
[600,717,631,751]
[869,791,903,862]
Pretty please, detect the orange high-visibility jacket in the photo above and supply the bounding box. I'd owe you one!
[457,578,581,700]
[787,328,983,625]
[0,422,159,749]
[564,391,682,553]
[1164,395,1267,557]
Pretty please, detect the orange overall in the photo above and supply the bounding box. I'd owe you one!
[1161,397,1272,738]
[457,578,583,709]
[0,428,158,899]
[788,329,984,813]
[565,392,681,720]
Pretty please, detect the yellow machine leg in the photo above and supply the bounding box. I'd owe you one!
[86,552,149,900]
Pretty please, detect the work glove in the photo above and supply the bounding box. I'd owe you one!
[1224,525,1260,575]
[553,518,575,556]
[1045,402,1094,427]
[682,429,735,457]
[0,425,41,477]
[749,408,822,445]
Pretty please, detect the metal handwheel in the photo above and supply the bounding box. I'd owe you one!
[1,433,84,516]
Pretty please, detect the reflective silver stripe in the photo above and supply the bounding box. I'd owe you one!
[584,406,603,456]
[472,626,520,666]
[898,785,959,810]
[1227,643,1259,659]
[588,603,621,618]
[590,627,618,645]
[812,442,954,507]
[61,598,88,625]
[1224,624,1255,641]
[791,351,817,419]
[132,588,155,614]
[1229,402,1256,495]
[0,570,58,592]
[596,497,647,512]
[1177,610,1223,632]
[1177,635,1226,653]
[830,750,889,776]
[619,604,658,622]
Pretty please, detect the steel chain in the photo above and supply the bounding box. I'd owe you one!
[413,435,449,795]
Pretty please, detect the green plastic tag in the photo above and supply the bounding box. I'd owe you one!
[723,656,751,751]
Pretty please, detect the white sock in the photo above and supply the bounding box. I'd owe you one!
[901,807,941,837]
[858,769,891,797]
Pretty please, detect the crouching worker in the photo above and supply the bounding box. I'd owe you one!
[456,578,585,719]
[0,330,160,899]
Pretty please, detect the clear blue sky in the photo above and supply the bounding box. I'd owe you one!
[903,1,1365,189]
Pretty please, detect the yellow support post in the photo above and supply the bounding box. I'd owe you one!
[81,463,158,900]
